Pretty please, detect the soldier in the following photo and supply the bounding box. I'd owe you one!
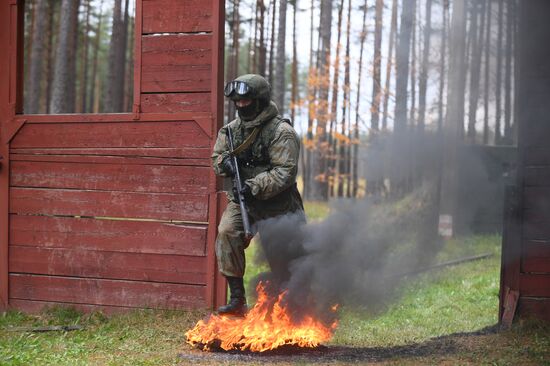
[212,74,304,316]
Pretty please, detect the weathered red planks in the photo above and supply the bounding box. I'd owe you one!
[11,146,210,159]
[524,147,550,166]
[9,274,206,309]
[142,64,211,93]
[141,34,212,93]
[142,0,213,33]
[11,161,210,194]
[518,274,550,297]
[523,187,550,216]
[523,112,550,147]
[10,215,207,256]
[517,297,550,322]
[10,246,207,285]
[142,34,212,65]
[10,121,209,149]
[522,241,550,273]
[0,0,12,310]
[9,153,209,167]
[10,188,209,222]
[524,168,550,186]
[9,299,140,314]
[522,217,550,240]
[141,93,211,114]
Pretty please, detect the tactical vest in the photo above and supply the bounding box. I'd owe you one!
[234,116,291,179]
[232,116,304,219]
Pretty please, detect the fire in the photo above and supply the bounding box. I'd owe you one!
[185,282,338,352]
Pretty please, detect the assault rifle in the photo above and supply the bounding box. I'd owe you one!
[226,125,253,239]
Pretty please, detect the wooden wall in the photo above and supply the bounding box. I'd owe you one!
[501,0,550,322]
[0,0,226,312]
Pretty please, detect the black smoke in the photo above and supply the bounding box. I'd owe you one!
[252,183,440,323]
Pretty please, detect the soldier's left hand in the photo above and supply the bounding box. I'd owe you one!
[240,184,253,201]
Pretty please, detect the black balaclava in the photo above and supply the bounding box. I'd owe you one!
[236,99,262,121]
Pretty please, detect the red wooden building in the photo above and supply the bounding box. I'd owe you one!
[0,0,226,312]
[500,0,550,323]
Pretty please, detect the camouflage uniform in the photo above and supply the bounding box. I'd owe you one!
[212,101,304,278]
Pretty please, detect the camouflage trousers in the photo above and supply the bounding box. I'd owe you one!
[215,201,254,278]
[216,200,307,278]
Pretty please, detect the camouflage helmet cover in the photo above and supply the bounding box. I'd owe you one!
[229,74,271,103]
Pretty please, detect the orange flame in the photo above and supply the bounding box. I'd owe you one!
[185,282,338,352]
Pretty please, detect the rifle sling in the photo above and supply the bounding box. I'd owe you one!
[230,127,260,156]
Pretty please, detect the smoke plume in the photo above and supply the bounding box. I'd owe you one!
[252,183,440,322]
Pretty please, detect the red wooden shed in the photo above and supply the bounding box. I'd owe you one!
[500,0,550,323]
[0,0,227,312]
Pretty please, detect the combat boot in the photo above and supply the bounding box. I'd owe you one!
[217,276,247,317]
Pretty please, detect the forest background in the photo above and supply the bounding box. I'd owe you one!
[22,0,517,220]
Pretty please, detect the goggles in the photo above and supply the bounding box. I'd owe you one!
[224,81,252,97]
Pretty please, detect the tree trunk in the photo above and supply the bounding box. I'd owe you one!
[418,0,433,133]
[409,0,417,129]
[124,9,135,112]
[467,0,486,143]
[104,0,122,112]
[503,0,513,144]
[89,0,104,113]
[338,0,351,198]
[79,0,91,113]
[367,0,384,195]
[483,0,491,145]
[66,0,81,112]
[226,0,240,121]
[290,0,298,122]
[257,0,267,75]
[439,0,467,238]
[495,0,503,145]
[391,0,416,197]
[45,0,57,113]
[50,0,80,113]
[381,0,397,131]
[311,0,333,201]
[371,0,383,132]
[328,0,344,197]
[26,0,48,114]
[438,0,449,133]
[304,0,318,200]
[24,0,35,113]
[268,0,277,85]
[353,0,369,198]
[274,0,287,112]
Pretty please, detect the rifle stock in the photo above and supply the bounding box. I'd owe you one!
[226,125,253,239]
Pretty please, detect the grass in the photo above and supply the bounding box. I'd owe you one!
[1,201,549,365]
[332,235,502,347]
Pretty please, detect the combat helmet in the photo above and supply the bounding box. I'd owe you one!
[224,74,272,120]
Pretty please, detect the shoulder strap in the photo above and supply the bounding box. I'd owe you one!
[231,116,292,156]
[231,127,261,156]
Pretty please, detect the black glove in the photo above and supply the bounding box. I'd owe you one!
[240,183,253,201]
[221,154,236,177]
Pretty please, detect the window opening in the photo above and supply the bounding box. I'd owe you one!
[22,0,135,114]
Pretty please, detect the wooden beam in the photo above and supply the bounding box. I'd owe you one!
[0,0,12,310]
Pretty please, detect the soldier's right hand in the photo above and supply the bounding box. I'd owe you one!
[221,154,236,177]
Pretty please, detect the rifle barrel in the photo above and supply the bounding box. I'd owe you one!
[226,126,253,239]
